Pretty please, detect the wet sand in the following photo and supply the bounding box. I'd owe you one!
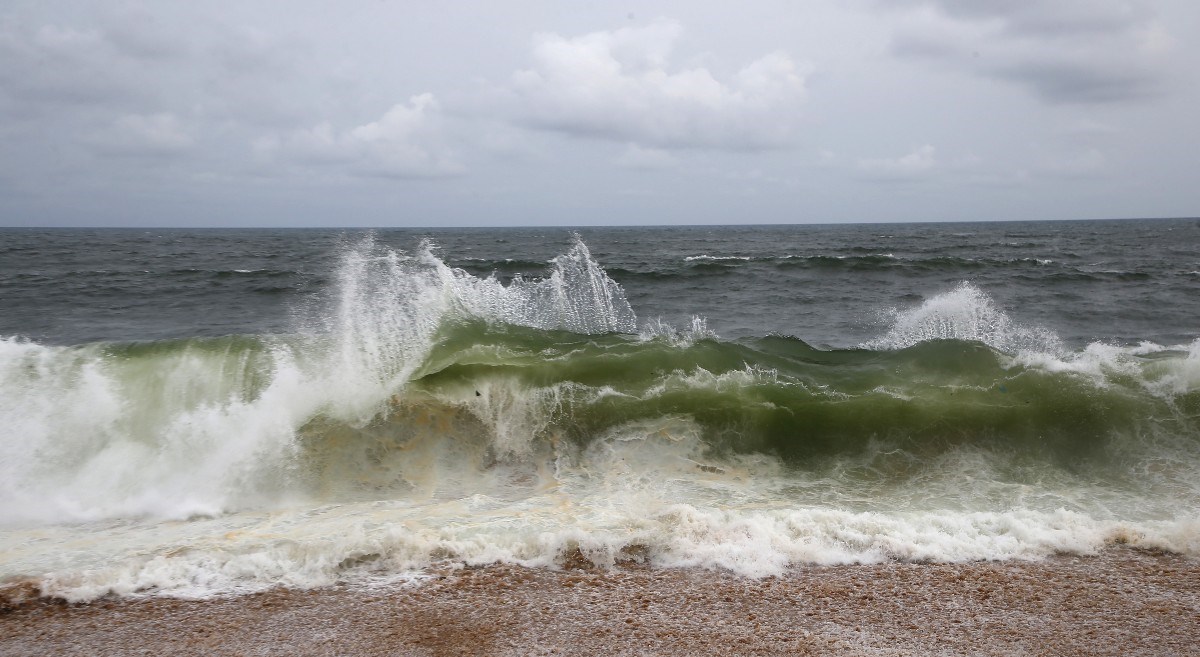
[2,548,1197,656]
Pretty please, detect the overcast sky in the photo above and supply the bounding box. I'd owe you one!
[1,1,1197,226]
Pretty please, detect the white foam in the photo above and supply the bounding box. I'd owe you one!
[684,255,751,262]
[1010,338,1200,397]
[17,494,1198,602]
[4,405,1198,601]
[1147,339,1200,396]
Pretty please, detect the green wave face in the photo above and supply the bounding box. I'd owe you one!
[261,321,1200,534]
[404,323,1197,465]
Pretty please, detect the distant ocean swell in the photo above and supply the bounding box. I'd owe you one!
[1,236,1198,600]
[456,253,1193,288]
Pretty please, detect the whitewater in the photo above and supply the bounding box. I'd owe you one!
[1,226,1199,602]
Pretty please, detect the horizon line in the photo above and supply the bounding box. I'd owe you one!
[1,215,1197,230]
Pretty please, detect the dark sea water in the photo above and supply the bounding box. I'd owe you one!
[4,219,1198,346]
[1,219,1198,600]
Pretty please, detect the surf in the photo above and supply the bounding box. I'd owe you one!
[2,236,1199,601]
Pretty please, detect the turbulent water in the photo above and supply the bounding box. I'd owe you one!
[1,220,1198,601]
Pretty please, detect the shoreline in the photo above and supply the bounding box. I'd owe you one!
[3,547,1198,656]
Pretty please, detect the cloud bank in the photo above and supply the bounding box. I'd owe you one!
[1,2,1196,226]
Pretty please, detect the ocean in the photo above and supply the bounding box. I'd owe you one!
[1,219,1198,601]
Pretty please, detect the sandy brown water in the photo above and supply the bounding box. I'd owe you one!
[2,548,1197,656]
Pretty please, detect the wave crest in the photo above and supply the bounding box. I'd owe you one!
[863,282,1063,354]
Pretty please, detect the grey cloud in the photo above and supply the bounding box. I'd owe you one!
[504,20,811,151]
[0,13,315,126]
[1058,119,1117,142]
[1039,148,1108,178]
[887,0,1170,104]
[888,33,959,60]
[857,145,937,182]
[102,11,191,61]
[991,60,1157,104]
[0,23,150,112]
[614,144,677,169]
[198,37,320,126]
[0,9,335,186]
[89,113,195,157]
[208,24,306,78]
[897,0,1152,37]
[255,94,464,179]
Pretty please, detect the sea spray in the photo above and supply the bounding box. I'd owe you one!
[434,236,638,335]
[863,282,1063,354]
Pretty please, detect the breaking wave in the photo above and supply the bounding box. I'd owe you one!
[2,237,1199,601]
